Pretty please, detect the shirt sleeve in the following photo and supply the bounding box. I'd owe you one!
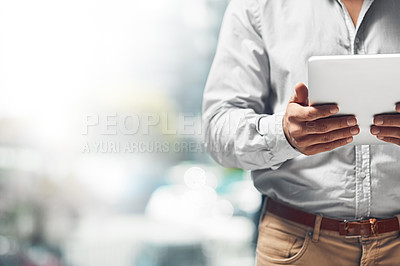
[202,0,301,171]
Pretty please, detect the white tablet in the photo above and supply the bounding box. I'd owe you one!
[308,54,400,145]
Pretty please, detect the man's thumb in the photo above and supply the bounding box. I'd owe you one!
[293,83,309,106]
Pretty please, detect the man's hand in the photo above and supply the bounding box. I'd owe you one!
[370,103,400,145]
[283,83,360,156]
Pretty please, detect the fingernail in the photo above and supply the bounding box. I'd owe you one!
[351,127,359,135]
[347,118,356,126]
[377,136,384,140]
[346,137,353,143]
[371,127,380,135]
[375,117,384,125]
[330,106,339,114]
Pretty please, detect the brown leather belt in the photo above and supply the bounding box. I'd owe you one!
[266,198,400,237]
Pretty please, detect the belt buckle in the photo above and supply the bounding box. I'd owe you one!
[341,218,378,238]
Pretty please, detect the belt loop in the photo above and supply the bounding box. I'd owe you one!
[396,215,400,235]
[312,214,323,243]
[258,196,268,226]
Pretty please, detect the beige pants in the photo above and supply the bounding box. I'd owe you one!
[256,210,400,266]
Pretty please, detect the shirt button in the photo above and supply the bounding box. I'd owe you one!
[360,172,366,179]
[355,37,360,44]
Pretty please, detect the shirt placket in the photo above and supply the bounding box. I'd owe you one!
[337,0,374,54]
[337,0,374,219]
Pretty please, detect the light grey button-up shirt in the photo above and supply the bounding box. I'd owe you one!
[202,0,400,220]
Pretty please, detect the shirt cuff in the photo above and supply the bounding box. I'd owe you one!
[256,112,302,161]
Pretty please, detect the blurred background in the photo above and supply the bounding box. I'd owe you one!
[0,0,262,265]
